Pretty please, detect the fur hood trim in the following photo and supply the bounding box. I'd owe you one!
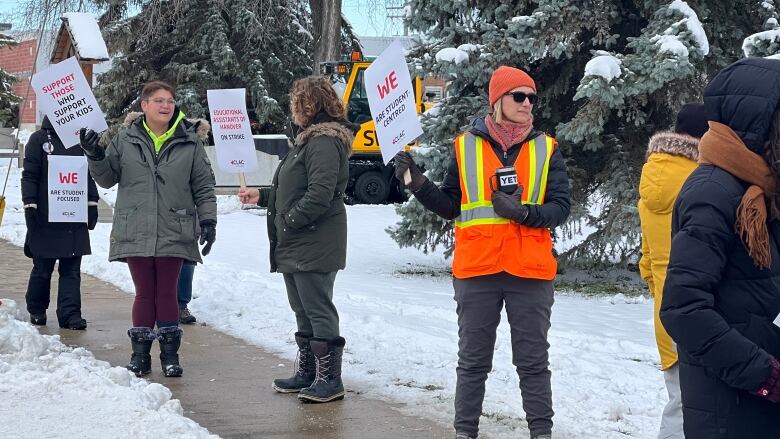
[123,111,211,141]
[647,131,699,161]
[295,121,354,154]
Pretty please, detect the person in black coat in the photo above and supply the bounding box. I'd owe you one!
[21,116,99,330]
[660,58,780,438]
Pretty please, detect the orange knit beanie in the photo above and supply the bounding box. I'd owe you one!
[488,66,536,105]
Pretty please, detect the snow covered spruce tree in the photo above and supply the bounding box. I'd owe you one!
[390,0,767,267]
[742,1,780,58]
[0,33,20,127]
[94,0,314,135]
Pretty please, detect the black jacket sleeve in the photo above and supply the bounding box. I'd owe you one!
[411,154,462,220]
[21,131,43,205]
[660,178,773,391]
[87,170,99,203]
[522,148,571,228]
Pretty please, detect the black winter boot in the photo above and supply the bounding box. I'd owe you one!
[298,337,345,403]
[126,327,155,377]
[273,332,315,393]
[158,326,183,377]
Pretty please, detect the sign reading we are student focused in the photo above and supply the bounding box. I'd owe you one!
[31,57,108,148]
[364,39,424,164]
[47,155,88,223]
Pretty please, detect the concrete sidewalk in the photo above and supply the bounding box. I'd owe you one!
[0,239,451,439]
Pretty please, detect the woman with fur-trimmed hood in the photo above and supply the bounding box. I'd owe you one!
[239,75,355,403]
[79,80,217,379]
[639,102,707,439]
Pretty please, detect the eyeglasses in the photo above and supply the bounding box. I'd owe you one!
[504,92,538,105]
[146,98,176,106]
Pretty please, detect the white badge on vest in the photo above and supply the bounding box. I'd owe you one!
[47,155,88,223]
[774,313,780,329]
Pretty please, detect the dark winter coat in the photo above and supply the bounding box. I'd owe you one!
[258,113,353,273]
[660,58,780,439]
[88,111,217,263]
[21,116,99,259]
[412,117,570,228]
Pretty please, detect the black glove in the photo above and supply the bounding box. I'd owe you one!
[88,205,98,230]
[492,186,529,223]
[79,128,104,160]
[199,220,216,256]
[393,151,426,191]
[24,207,38,231]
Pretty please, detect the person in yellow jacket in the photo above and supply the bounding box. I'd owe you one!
[638,103,707,439]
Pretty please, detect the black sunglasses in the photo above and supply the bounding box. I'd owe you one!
[504,91,538,105]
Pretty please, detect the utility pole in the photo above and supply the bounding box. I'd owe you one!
[386,4,408,36]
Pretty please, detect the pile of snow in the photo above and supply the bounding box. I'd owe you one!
[669,0,710,56]
[435,47,469,64]
[584,53,622,82]
[743,28,780,57]
[457,43,481,53]
[0,299,216,439]
[654,34,689,57]
[62,13,110,61]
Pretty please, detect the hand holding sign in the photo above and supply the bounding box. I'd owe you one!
[364,40,424,168]
[31,57,108,148]
[79,128,104,160]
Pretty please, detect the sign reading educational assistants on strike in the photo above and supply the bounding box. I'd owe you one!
[364,39,424,164]
[207,88,258,173]
[31,57,108,148]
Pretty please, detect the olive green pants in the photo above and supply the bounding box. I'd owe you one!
[283,271,340,339]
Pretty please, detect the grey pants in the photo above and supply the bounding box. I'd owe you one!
[283,271,340,339]
[659,365,684,439]
[453,272,554,438]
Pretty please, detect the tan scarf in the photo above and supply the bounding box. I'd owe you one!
[698,121,776,269]
[484,115,533,152]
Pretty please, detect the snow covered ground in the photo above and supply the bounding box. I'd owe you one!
[0,162,664,438]
[0,300,216,439]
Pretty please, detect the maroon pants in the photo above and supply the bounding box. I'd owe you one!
[127,257,183,328]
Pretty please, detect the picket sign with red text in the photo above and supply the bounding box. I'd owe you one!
[31,57,108,148]
[207,89,258,174]
[364,39,424,164]
[47,155,88,223]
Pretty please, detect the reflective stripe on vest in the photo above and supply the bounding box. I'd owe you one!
[455,133,554,227]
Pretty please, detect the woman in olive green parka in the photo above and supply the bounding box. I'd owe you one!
[239,76,354,404]
[80,81,216,379]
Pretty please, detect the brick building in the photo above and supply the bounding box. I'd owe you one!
[0,37,38,130]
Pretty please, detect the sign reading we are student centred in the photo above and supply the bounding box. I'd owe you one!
[364,39,424,164]
[207,88,258,173]
[31,57,108,148]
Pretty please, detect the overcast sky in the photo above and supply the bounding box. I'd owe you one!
[0,2,400,37]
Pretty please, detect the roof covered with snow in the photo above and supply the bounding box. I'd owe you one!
[50,12,109,63]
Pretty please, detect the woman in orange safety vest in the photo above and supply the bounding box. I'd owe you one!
[393,65,570,439]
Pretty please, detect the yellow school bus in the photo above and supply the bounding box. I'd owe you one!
[321,56,427,204]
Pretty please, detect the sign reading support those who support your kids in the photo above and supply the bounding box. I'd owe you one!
[31,57,108,148]
[364,39,424,165]
[207,88,258,175]
[47,155,88,223]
